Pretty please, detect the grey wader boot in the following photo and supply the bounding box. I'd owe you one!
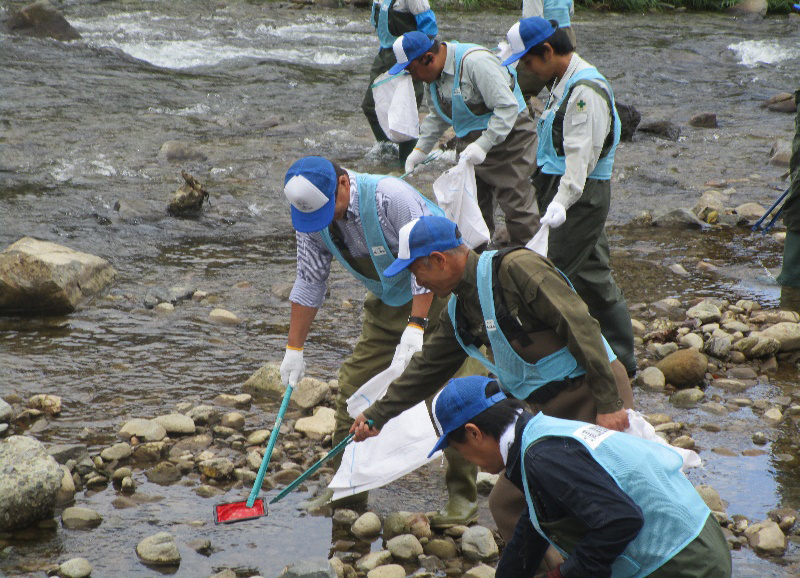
[590,299,637,376]
[429,447,479,528]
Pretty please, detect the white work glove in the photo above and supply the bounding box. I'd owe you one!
[460,142,487,166]
[404,148,428,174]
[393,324,425,368]
[280,347,305,388]
[539,201,567,229]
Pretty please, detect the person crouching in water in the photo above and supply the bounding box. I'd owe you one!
[429,375,732,578]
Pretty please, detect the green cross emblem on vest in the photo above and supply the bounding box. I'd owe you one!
[577,99,587,111]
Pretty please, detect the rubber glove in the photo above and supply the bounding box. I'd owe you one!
[404,148,428,174]
[460,142,487,166]
[393,324,424,367]
[280,347,305,387]
[539,201,567,228]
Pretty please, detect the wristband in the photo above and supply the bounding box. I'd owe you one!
[408,316,428,329]
[286,345,303,351]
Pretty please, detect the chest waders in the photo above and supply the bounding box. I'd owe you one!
[520,413,710,577]
[320,173,443,307]
[430,42,527,137]
[447,250,615,400]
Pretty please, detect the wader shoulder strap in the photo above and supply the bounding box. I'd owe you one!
[552,79,616,159]
[491,247,533,348]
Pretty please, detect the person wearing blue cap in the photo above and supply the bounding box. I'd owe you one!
[502,17,637,376]
[429,376,732,578]
[390,30,539,247]
[281,157,484,520]
[362,0,437,163]
[351,215,635,543]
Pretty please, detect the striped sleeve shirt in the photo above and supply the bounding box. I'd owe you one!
[289,171,436,308]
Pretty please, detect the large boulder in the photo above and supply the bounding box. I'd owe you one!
[3,2,81,41]
[656,349,708,388]
[0,237,116,315]
[242,362,283,397]
[0,435,63,531]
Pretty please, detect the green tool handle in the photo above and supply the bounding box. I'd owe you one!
[246,384,293,508]
[399,149,444,180]
[269,420,373,505]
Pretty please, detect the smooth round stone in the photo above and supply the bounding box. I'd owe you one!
[59,557,92,578]
[136,532,181,566]
[61,507,102,529]
[367,565,406,578]
[351,512,382,539]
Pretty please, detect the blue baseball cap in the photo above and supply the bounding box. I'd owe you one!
[501,17,558,66]
[389,31,435,75]
[429,376,507,457]
[383,215,464,277]
[284,156,338,233]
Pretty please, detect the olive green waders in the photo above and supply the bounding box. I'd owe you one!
[778,90,800,310]
[362,48,424,163]
[333,291,485,523]
[532,170,636,374]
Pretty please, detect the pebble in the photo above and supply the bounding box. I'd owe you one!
[387,534,423,561]
[220,412,245,430]
[58,557,92,578]
[460,526,498,562]
[424,538,458,560]
[464,563,497,578]
[355,551,392,573]
[367,565,406,578]
[670,388,705,408]
[209,308,241,324]
[152,413,196,434]
[763,408,783,425]
[634,366,665,391]
[351,512,382,540]
[101,442,132,462]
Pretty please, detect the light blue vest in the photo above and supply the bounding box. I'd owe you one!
[537,66,620,180]
[372,0,397,49]
[520,413,711,577]
[448,250,615,399]
[544,0,573,27]
[320,173,443,307]
[430,42,527,138]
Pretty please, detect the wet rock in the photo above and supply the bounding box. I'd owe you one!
[669,263,688,276]
[653,342,679,359]
[279,559,337,578]
[766,95,797,114]
[295,407,336,440]
[351,512,381,540]
[763,408,782,425]
[615,102,641,141]
[121,476,136,492]
[696,485,726,512]
[689,113,717,128]
[638,120,680,141]
[187,538,212,555]
[214,393,252,408]
[168,434,212,461]
[209,308,241,324]
[220,412,245,430]
[687,301,721,323]
[732,335,780,358]
[136,532,181,566]
[0,435,62,531]
[477,471,499,493]
[118,419,167,442]
[58,557,92,578]
[333,509,360,526]
[767,508,798,532]
[101,442,132,462]
[366,565,405,578]
[424,538,458,560]
[652,208,705,229]
[769,140,791,166]
[111,466,132,482]
[704,335,732,359]
[754,322,800,351]
[355,551,393,573]
[272,282,295,300]
[167,171,209,216]
[146,462,182,485]
[752,431,768,445]
[672,435,696,449]
[727,0,767,17]
[293,377,330,410]
[55,465,75,507]
[158,141,207,163]
[198,457,234,480]
[48,444,89,465]
[242,362,284,397]
[670,388,705,408]
[693,191,726,220]
[209,570,237,578]
[656,349,707,387]
[634,366,666,391]
[419,555,446,573]
[0,237,116,315]
[744,520,787,554]
[0,397,12,423]
[697,261,719,273]
[61,507,102,529]
[387,534,423,562]
[700,402,728,416]
[461,525,499,561]
[465,563,496,578]
[246,429,271,446]
[734,203,765,221]
[194,484,224,498]
[4,2,82,41]
[679,333,704,350]
[28,394,61,415]
[152,413,196,435]
[185,406,219,426]
[710,378,748,393]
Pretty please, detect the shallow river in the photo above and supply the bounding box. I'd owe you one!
[1,1,799,576]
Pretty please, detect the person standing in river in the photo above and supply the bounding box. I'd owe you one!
[390,31,539,248]
[279,156,484,525]
[362,0,437,163]
[501,17,637,376]
[777,89,800,312]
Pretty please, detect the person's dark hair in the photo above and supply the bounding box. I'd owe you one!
[329,160,347,180]
[429,39,443,55]
[446,380,527,444]
[526,23,574,59]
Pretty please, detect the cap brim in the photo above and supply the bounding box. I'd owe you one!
[501,50,527,67]
[290,199,335,233]
[383,256,415,277]
[427,434,448,458]
[388,60,412,75]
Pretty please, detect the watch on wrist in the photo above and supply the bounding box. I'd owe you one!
[408,316,428,329]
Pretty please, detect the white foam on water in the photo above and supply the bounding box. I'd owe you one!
[148,104,212,116]
[728,40,800,67]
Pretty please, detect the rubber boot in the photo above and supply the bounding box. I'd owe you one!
[590,298,637,376]
[398,139,418,164]
[429,447,479,528]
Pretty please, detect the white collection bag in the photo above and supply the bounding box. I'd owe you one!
[372,72,419,143]
[330,358,441,501]
[432,159,491,249]
[526,224,550,257]
[624,409,701,471]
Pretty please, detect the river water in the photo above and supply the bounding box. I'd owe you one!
[1,1,799,576]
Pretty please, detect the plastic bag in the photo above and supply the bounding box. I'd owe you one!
[330,359,441,501]
[624,409,701,471]
[526,224,549,257]
[432,159,491,249]
[372,72,419,143]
